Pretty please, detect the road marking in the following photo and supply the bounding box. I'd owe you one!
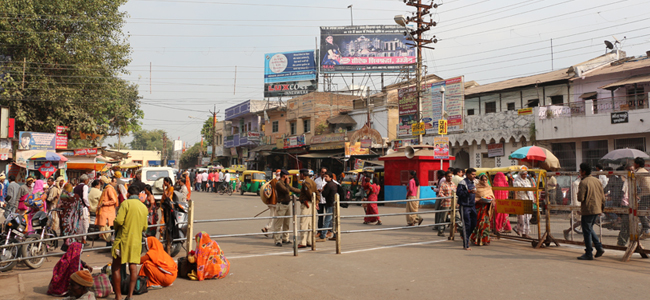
[342,239,447,254]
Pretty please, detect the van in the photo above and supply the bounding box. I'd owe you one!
[136,167,176,200]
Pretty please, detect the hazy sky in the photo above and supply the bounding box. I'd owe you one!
[111,0,650,146]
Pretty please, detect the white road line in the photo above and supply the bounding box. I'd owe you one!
[341,239,447,254]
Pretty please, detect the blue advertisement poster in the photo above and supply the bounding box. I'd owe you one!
[18,131,56,150]
[264,50,317,97]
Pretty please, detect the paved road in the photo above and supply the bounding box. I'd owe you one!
[4,191,650,299]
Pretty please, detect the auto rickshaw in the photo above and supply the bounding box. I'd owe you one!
[240,170,266,195]
[342,169,363,201]
[363,166,385,201]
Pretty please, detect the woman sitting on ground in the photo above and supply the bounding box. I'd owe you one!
[47,242,93,296]
[193,231,230,281]
[139,236,178,289]
[470,173,495,246]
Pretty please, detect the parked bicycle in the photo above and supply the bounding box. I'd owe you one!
[217,182,233,196]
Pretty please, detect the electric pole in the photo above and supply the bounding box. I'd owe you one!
[209,105,220,164]
[162,133,168,167]
[400,0,438,145]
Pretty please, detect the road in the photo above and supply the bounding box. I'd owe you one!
[3,191,650,299]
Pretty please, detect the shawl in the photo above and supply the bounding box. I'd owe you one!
[475,173,495,200]
[143,236,178,276]
[47,242,82,296]
[195,231,230,281]
[492,172,509,200]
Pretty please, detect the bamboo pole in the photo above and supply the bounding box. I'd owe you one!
[335,193,341,254]
[186,200,195,254]
[293,197,298,256]
[311,192,316,251]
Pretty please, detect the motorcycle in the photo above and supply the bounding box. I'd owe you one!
[161,194,188,258]
[0,211,27,272]
[20,209,59,269]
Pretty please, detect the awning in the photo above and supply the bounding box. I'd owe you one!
[250,144,275,152]
[579,92,598,99]
[327,114,357,125]
[298,151,343,159]
[363,160,384,166]
[599,74,650,90]
[309,142,345,151]
[67,162,106,171]
[119,162,142,169]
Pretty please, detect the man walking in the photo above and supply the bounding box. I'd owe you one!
[435,171,456,236]
[456,168,477,250]
[195,171,202,192]
[201,171,208,192]
[314,167,328,239]
[74,175,91,243]
[577,163,605,260]
[319,172,338,242]
[296,169,317,248]
[261,170,280,236]
[273,170,294,247]
[111,185,148,300]
[207,170,215,193]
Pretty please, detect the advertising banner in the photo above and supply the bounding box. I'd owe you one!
[283,135,305,149]
[247,131,261,141]
[433,136,449,159]
[398,86,417,137]
[38,161,58,178]
[174,140,183,152]
[264,50,317,97]
[345,142,369,157]
[74,148,98,156]
[423,76,464,133]
[310,133,346,144]
[320,25,416,73]
[56,126,68,149]
[18,131,56,150]
[360,139,372,149]
[207,146,213,155]
[487,143,505,157]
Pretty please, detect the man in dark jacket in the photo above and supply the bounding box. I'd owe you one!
[297,169,318,248]
[273,170,300,247]
[456,168,477,250]
[577,163,605,260]
[318,172,339,242]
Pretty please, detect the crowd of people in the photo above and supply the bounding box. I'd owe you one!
[191,169,232,193]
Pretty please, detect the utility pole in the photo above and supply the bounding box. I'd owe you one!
[399,0,438,145]
[209,105,220,164]
[162,133,167,167]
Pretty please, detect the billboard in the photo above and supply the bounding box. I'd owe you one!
[398,86,417,137]
[18,131,56,150]
[264,50,317,97]
[421,76,465,133]
[320,25,416,73]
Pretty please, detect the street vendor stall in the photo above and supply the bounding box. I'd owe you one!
[27,151,68,180]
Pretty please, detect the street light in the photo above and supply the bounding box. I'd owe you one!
[394,14,423,144]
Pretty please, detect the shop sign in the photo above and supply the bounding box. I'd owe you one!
[284,135,305,149]
[345,142,369,157]
[487,143,504,158]
[311,133,345,144]
[611,111,628,124]
[230,147,238,157]
[518,108,533,115]
[38,161,57,178]
[56,126,68,149]
[247,131,261,141]
[360,139,372,149]
[411,122,425,136]
[74,148,98,156]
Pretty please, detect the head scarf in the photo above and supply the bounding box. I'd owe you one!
[114,171,122,179]
[47,242,83,296]
[492,172,509,200]
[33,179,45,194]
[144,236,178,275]
[194,231,230,281]
[70,270,94,287]
[475,173,494,200]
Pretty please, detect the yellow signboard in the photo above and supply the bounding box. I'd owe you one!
[495,199,533,215]
[438,119,448,135]
[411,122,425,136]
[518,108,533,115]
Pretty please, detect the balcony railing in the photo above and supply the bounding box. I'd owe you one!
[593,95,648,114]
[538,102,586,119]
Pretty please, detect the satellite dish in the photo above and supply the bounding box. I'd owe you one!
[604,40,614,50]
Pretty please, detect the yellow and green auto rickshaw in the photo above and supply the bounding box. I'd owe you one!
[240,170,266,195]
[341,169,363,200]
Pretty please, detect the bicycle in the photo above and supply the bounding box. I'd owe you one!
[217,182,233,196]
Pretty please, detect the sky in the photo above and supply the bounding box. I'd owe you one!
[109,0,650,147]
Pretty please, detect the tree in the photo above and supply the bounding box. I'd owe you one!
[107,141,129,150]
[200,117,214,146]
[180,142,205,169]
[130,129,172,160]
[0,0,143,141]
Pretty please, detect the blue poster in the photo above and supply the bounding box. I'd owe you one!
[18,131,56,150]
[264,50,317,83]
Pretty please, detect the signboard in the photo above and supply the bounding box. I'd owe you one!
[345,142,370,157]
[264,50,317,98]
[611,111,628,124]
[201,157,210,165]
[0,139,12,159]
[38,161,58,177]
[425,76,465,133]
[433,136,449,159]
[495,199,533,215]
[207,146,213,155]
[215,146,224,157]
[168,160,176,166]
[518,108,533,115]
[73,148,98,156]
[27,160,60,171]
[437,119,447,135]
[392,139,418,151]
[319,25,415,73]
[18,131,56,150]
[354,159,364,170]
[242,148,248,159]
[284,135,305,149]
[360,139,372,149]
[398,86,417,137]
[411,122,425,136]
[174,140,183,152]
[247,131,260,141]
[230,147,238,157]
[311,133,346,144]
[56,126,68,149]
[487,143,505,158]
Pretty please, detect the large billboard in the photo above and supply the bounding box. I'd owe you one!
[320,25,416,73]
[426,76,465,133]
[264,50,317,98]
[18,131,56,150]
[397,86,417,137]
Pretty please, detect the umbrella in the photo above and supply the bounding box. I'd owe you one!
[509,146,561,171]
[600,148,649,163]
[29,151,68,162]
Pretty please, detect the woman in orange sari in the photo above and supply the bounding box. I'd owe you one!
[139,236,177,289]
[160,177,174,236]
[194,231,229,281]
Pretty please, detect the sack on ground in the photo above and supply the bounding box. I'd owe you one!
[91,273,112,298]
[177,256,197,279]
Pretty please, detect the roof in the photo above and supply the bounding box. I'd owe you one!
[465,68,573,97]
[580,56,650,78]
[383,74,443,91]
[600,73,650,90]
[250,144,275,152]
[327,114,357,125]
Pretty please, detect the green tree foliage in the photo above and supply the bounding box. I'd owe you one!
[200,117,214,146]
[180,142,205,169]
[0,0,143,142]
[130,129,172,160]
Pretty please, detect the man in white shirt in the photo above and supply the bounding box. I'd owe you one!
[314,167,329,240]
[224,171,231,191]
[201,171,208,192]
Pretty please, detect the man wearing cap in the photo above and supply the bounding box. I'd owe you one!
[273,169,300,247]
[64,270,95,299]
[297,169,317,248]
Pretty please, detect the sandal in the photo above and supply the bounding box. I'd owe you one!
[261,228,268,237]
[363,221,369,224]
[376,221,382,225]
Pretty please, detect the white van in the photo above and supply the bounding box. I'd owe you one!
[137,167,176,200]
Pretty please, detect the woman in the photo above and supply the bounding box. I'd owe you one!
[17,177,34,213]
[362,178,382,225]
[492,172,512,233]
[59,184,84,249]
[194,231,229,281]
[160,177,174,236]
[470,173,495,246]
[95,176,118,235]
[24,179,47,232]
[144,185,159,237]
[139,236,177,289]
[405,170,423,226]
[47,242,93,296]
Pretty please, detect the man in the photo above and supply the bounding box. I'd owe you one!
[74,174,91,243]
[457,168,477,250]
[184,170,192,201]
[111,185,148,300]
[547,175,558,205]
[201,171,208,192]
[224,170,231,192]
[130,171,146,194]
[4,175,20,218]
[314,167,328,239]
[320,172,339,241]
[63,270,96,300]
[633,157,650,239]
[261,170,281,236]
[577,163,605,260]
[273,170,294,247]
[435,171,456,236]
[213,170,219,193]
[19,132,31,149]
[451,168,464,186]
[195,170,203,192]
[595,164,609,188]
[46,177,61,211]
[88,180,102,216]
[296,169,317,248]
[513,170,534,239]
[207,170,215,192]
[218,169,225,190]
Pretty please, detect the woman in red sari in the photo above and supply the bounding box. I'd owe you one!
[492,172,512,233]
[47,242,92,296]
[194,231,229,281]
[362,178,382,225]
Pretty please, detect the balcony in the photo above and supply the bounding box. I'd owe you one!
[442,110,534,146]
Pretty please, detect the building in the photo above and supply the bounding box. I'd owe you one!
[224,100,277,168]
[121,150,163,167]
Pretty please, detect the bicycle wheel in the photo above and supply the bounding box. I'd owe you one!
[218,185,225,195]
[227,186,233,196]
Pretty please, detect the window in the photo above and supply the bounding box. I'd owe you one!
[248,122,252,132]
[527,99,539,107]
[507,102,516,111]
[615,137,645,152]
[627,87,645,108]
[290,122,296,135]
[552,142,576,171]
[467,109,475,116]
[582,140,608,168]
[485,102,497,113]
[400,170,412,185]
[303,119,311,133]
[232,126,239,134]
[550,95,564,105]
[272,121,279,133]
[481,153,495,168]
